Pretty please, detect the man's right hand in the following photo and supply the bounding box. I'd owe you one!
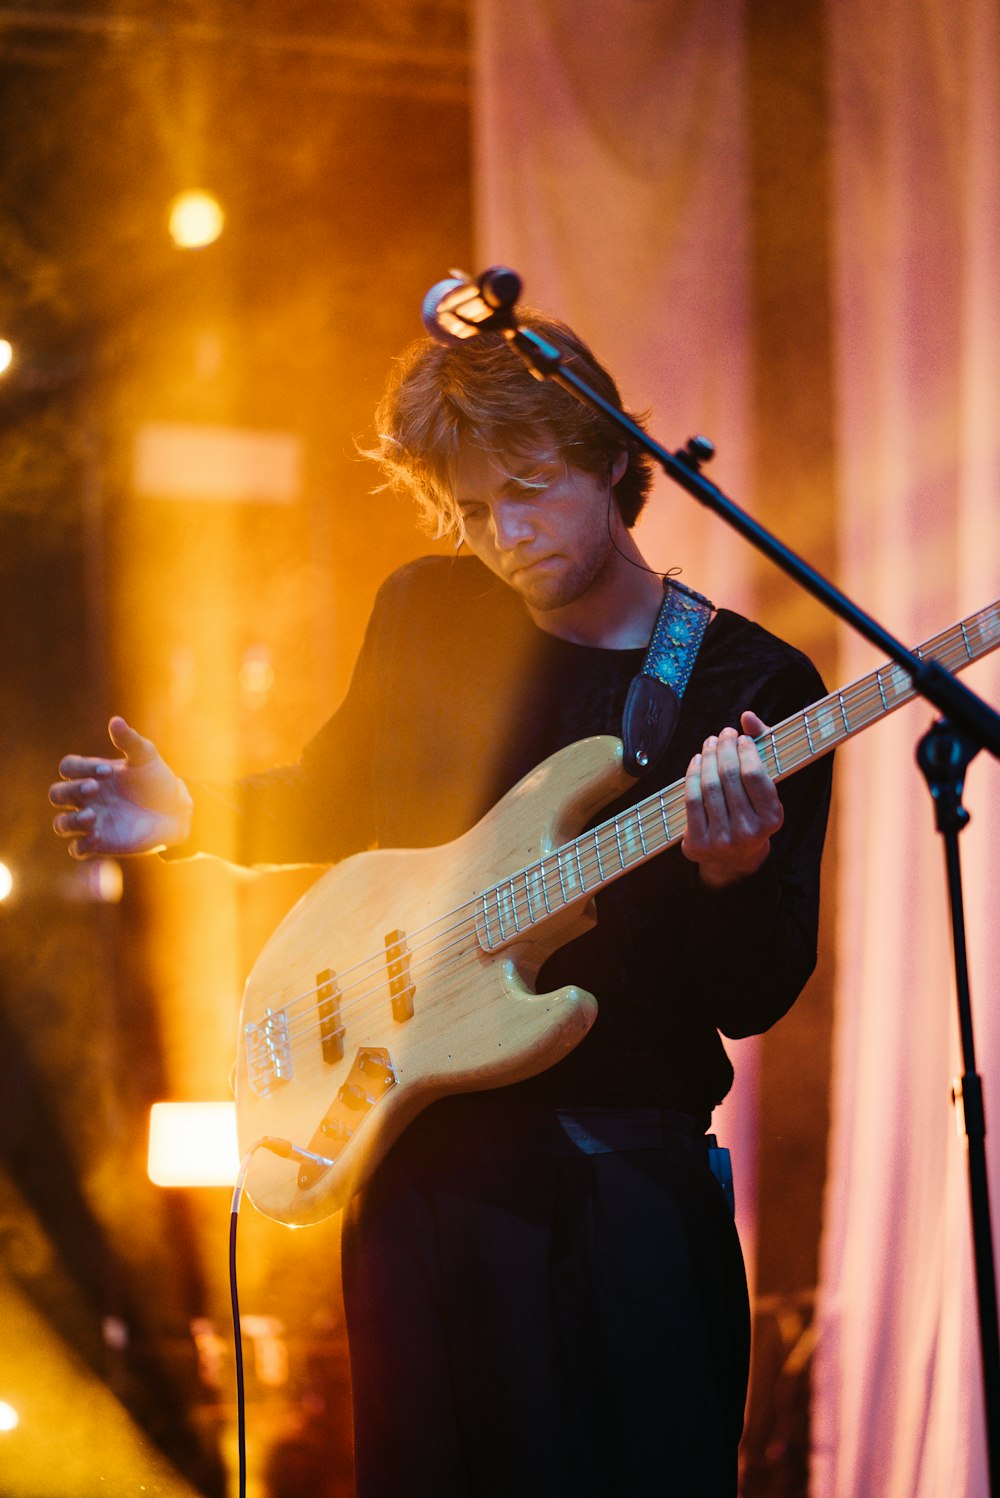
[50,716,193,859]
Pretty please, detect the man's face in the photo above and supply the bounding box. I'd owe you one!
[451,445,628,613]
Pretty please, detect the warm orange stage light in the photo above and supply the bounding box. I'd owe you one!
[147,1101,240,1186]
[167,189,225,249]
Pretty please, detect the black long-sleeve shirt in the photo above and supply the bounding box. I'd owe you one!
[185,555,832,1118]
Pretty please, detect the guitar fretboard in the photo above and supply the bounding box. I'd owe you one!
[474,601,1000,951]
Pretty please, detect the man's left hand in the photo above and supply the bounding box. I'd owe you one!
[682,711,784,889]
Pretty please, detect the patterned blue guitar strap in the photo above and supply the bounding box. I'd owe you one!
[621,576,714,777]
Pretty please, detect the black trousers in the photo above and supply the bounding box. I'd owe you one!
[342,1096,750,1498]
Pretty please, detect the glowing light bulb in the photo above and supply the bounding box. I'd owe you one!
[0,863,13,901]
[0,340,13,376]
[168,190,225,250]
[0,1401,19,1432]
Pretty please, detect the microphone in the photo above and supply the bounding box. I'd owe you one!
[421,266,522,346]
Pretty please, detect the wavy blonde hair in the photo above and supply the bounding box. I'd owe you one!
[366,310,654,544]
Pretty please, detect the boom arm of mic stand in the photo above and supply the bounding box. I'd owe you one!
[507,312,1000,1494]
[507,324,1000,757]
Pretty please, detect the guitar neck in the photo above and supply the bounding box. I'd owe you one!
[476,601,1000,949]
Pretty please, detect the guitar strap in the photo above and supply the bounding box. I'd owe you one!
[621,576,714,776]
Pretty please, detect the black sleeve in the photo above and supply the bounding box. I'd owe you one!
[174,574,402,869]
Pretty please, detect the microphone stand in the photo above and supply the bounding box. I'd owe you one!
[497,314,1000,1491]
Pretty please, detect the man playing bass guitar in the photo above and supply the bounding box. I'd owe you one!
[51,310,832,1498]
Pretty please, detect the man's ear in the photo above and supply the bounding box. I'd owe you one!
[610,450,629,486]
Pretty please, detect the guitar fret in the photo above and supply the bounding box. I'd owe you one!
[476,890,497,951]
[524,866,539,923]
[594,831,606,881]
[538,862,553,916]
[637,810,649,856]
[770,730,782,774]
[575,842,587,891]
[660,799,670,842]
[517,880,528,927]
[803,709,816,756]
[842,685,862,729]
[614,821,626,870]
[498,882,516,938]
[876,669,888,711]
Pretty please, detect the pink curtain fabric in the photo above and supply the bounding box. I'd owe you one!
[475,1,1000,1493]
[813,2,1000,1495]
[474,0,762,1281]
[474,0,754,603]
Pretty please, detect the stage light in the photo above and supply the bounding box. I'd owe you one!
[57,858,123,904]
[167,190,225,249]
[147,1102,239,1186]
[0,1401,18,1432]
[0,862,13,902]
[0,340,12,376]
[239,643,276,706]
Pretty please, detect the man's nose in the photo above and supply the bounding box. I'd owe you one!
[492,502,534,551]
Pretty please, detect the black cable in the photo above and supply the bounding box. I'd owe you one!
[605,472,680,583]
[229,1156,252,1498]
[228,1138,335,1496]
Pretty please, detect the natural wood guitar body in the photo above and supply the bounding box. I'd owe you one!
[236,735,633,1226]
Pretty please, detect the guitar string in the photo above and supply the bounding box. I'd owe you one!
[246,623,992,1069]
[246,664,942,1063]
[247,634,977,1065]
[249,686,886,1064]
[254,611,989,1044]
[262,607,994,1052]
[253,779,694,1056]
[252,769,699,1061]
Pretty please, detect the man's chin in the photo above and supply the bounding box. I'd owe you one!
[509,570,571,610]
[506,554,606,612]
[516,580,589,614]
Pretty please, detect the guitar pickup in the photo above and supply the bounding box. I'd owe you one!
[316,967,345,1063]
[384,929,415,1022]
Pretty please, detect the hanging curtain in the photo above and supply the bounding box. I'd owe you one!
[813,1,1000,1495]
[474,2,1000,1491]
[474,0,755,601]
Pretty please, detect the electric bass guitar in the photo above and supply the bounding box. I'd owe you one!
[235,600,999,1225]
